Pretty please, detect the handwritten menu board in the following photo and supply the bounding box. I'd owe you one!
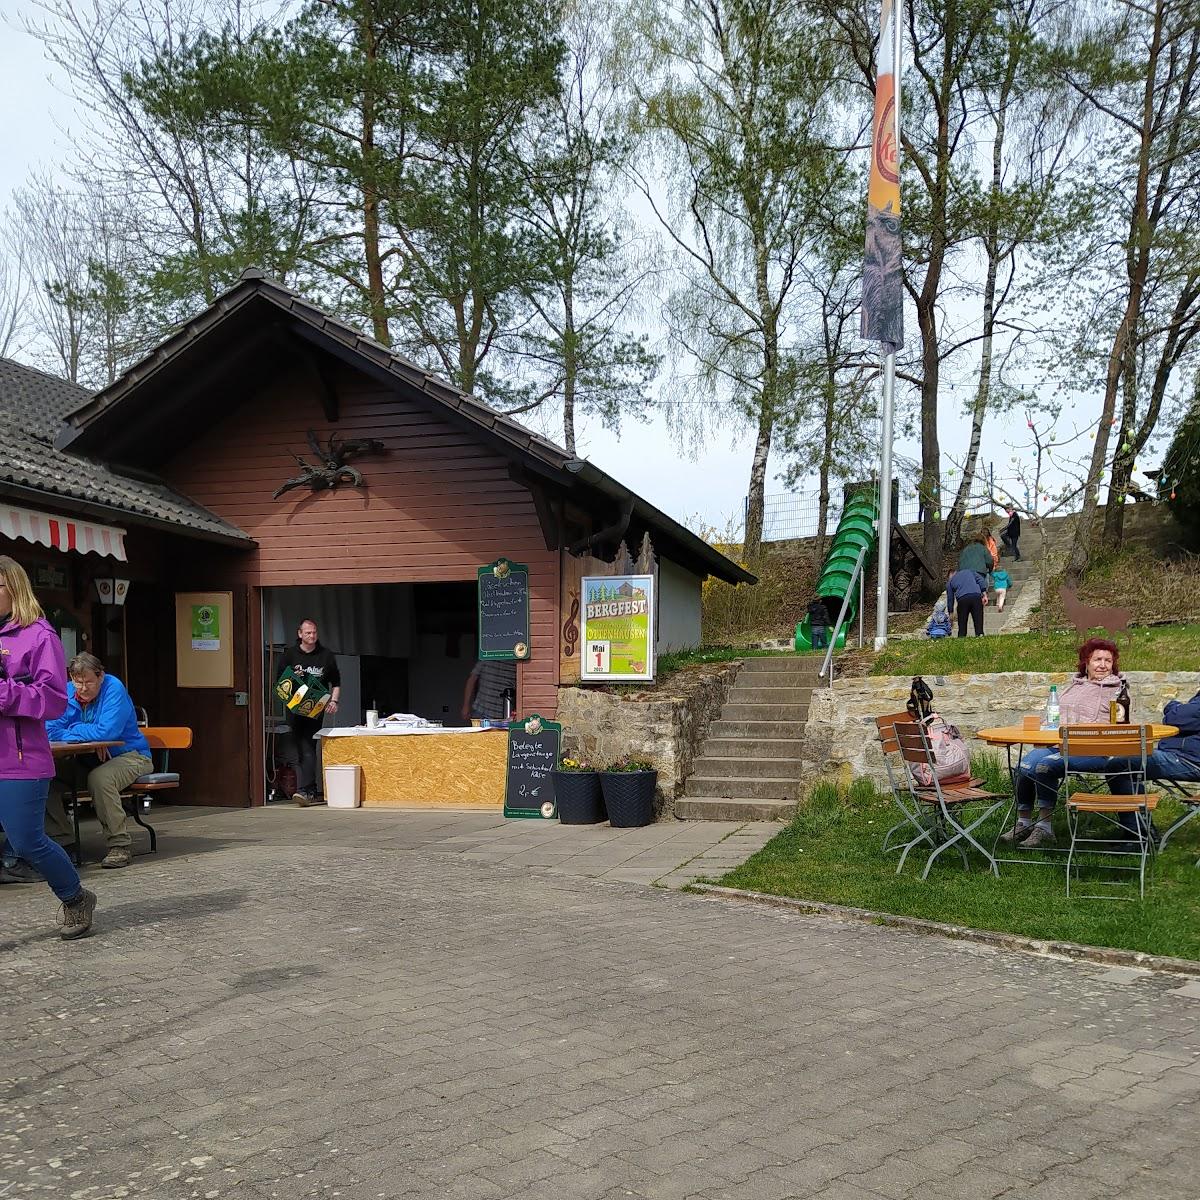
[477,559,531,661]
[504,714,561,819]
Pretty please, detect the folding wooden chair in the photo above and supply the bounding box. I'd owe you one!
[1157,780,1200,861]
[876,712,937,857]
[893,721,1006,879]
[1061,724,1158,900]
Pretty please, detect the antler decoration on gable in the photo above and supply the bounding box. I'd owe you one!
[273,430,387,499]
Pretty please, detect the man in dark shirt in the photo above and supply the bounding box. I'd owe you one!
[461,660,517,722]
[277,619,340,805]
[1139,689,1200,786]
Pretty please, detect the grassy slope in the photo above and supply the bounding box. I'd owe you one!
[868,624,1200,676]
[718,772,1200,960]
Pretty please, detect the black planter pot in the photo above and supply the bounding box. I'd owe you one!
[599,770,658,828]
[551,771,606,824]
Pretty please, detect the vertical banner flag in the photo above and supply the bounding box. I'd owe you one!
[862,0,903,350]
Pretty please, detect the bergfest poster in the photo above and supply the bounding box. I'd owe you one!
[580,574,655,682]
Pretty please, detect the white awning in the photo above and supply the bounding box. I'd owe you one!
[0,504,127,561]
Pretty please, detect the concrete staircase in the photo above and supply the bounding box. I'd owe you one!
[676,656,820,822]
[987,553,1039,634]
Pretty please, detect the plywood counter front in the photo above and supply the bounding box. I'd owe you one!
[319,728,508,809]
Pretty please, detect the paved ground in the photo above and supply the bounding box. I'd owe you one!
[3,806,1199,1200]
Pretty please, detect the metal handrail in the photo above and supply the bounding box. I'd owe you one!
[818,542,870,688]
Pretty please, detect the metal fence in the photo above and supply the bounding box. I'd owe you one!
[749,476,998,543]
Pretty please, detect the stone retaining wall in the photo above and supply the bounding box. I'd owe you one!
[556,661,742,818]
[805,671,1198,785]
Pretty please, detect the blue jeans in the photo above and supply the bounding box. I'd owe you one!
[0,778,83,901]
[1140,749,1200,786]
[1015,749,1142,810]
[811,626,828,649]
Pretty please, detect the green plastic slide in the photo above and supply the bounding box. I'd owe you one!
[794,487,880,651]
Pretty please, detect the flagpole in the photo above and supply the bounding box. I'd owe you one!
[874,0,903,651]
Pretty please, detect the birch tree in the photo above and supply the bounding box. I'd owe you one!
[625,0,848,563]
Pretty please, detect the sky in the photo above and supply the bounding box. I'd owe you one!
[0,2,1149,539]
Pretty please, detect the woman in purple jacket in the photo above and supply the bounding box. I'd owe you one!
[0,556,96,938]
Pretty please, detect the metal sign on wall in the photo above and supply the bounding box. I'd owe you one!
[579,573,656,683]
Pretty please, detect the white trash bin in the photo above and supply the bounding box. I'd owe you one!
[324,764,362,808]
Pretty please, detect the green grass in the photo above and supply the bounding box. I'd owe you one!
[719,759,1200,960]
[870,624,1200,676]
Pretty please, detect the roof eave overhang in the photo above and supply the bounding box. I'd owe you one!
[0,482,256,550]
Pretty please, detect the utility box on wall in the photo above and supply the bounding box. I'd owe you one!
[175,591,235,688]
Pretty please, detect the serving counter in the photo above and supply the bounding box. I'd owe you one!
[317,725,508,809]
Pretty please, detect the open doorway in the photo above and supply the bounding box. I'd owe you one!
[261,581,478,800]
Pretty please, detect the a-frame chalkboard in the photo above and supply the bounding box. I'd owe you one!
[477,558,531,661]
[503,714,561,819]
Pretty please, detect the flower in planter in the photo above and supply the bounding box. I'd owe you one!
[605,755,655,773]
[558,757,596,773]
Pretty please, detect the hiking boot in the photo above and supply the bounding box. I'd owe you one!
[292,790,313,807]
[1021,826,1057,849]
[999,823,1033,845]
[58,887,97,940]
[0,858,45,884]
[101,847,132,869]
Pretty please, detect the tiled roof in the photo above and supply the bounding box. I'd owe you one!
[0,358,253,545]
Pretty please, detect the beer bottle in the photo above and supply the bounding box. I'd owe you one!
[1116,680,1131,724]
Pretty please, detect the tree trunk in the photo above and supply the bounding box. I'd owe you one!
[1066,0,1163,582]
[359,7,390,346]
[562,278,577,455]
[743,403,773,563]
[944,34,1012,556]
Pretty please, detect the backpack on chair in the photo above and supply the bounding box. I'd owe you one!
[910,716,972,787]
[906,676,934,722]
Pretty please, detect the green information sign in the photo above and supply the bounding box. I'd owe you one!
[190,603,221,652]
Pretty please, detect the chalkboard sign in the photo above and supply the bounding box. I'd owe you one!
[477,559,531,661]
[504,714,561,819]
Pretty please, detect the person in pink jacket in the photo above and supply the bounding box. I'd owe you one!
[1002,638,1128,849]
[0,556,96,938]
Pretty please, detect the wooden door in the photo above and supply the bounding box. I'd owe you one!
[156,583,253,807]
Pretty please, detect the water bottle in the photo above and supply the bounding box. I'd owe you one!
[1044,684,1060,731]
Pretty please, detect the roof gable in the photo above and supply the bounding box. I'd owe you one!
[58,273,754,585]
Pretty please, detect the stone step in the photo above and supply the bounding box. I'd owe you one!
[738,657,824,677]
[709,720,809,739]
[675,795,796,822]
[685,775,802,800]
[722,702,812,722]
[725,685,814,705]
[702,737,807,758]
[690,755,807,780]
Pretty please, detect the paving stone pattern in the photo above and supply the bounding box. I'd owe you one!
[3,806,1199,1199]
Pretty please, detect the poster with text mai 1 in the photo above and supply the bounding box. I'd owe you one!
[580,574,656,683]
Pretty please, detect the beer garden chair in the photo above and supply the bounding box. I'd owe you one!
[1061,724,1159,900]
[892,720,1006,879]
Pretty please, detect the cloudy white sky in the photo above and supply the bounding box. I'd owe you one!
[0,3,1149,537]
